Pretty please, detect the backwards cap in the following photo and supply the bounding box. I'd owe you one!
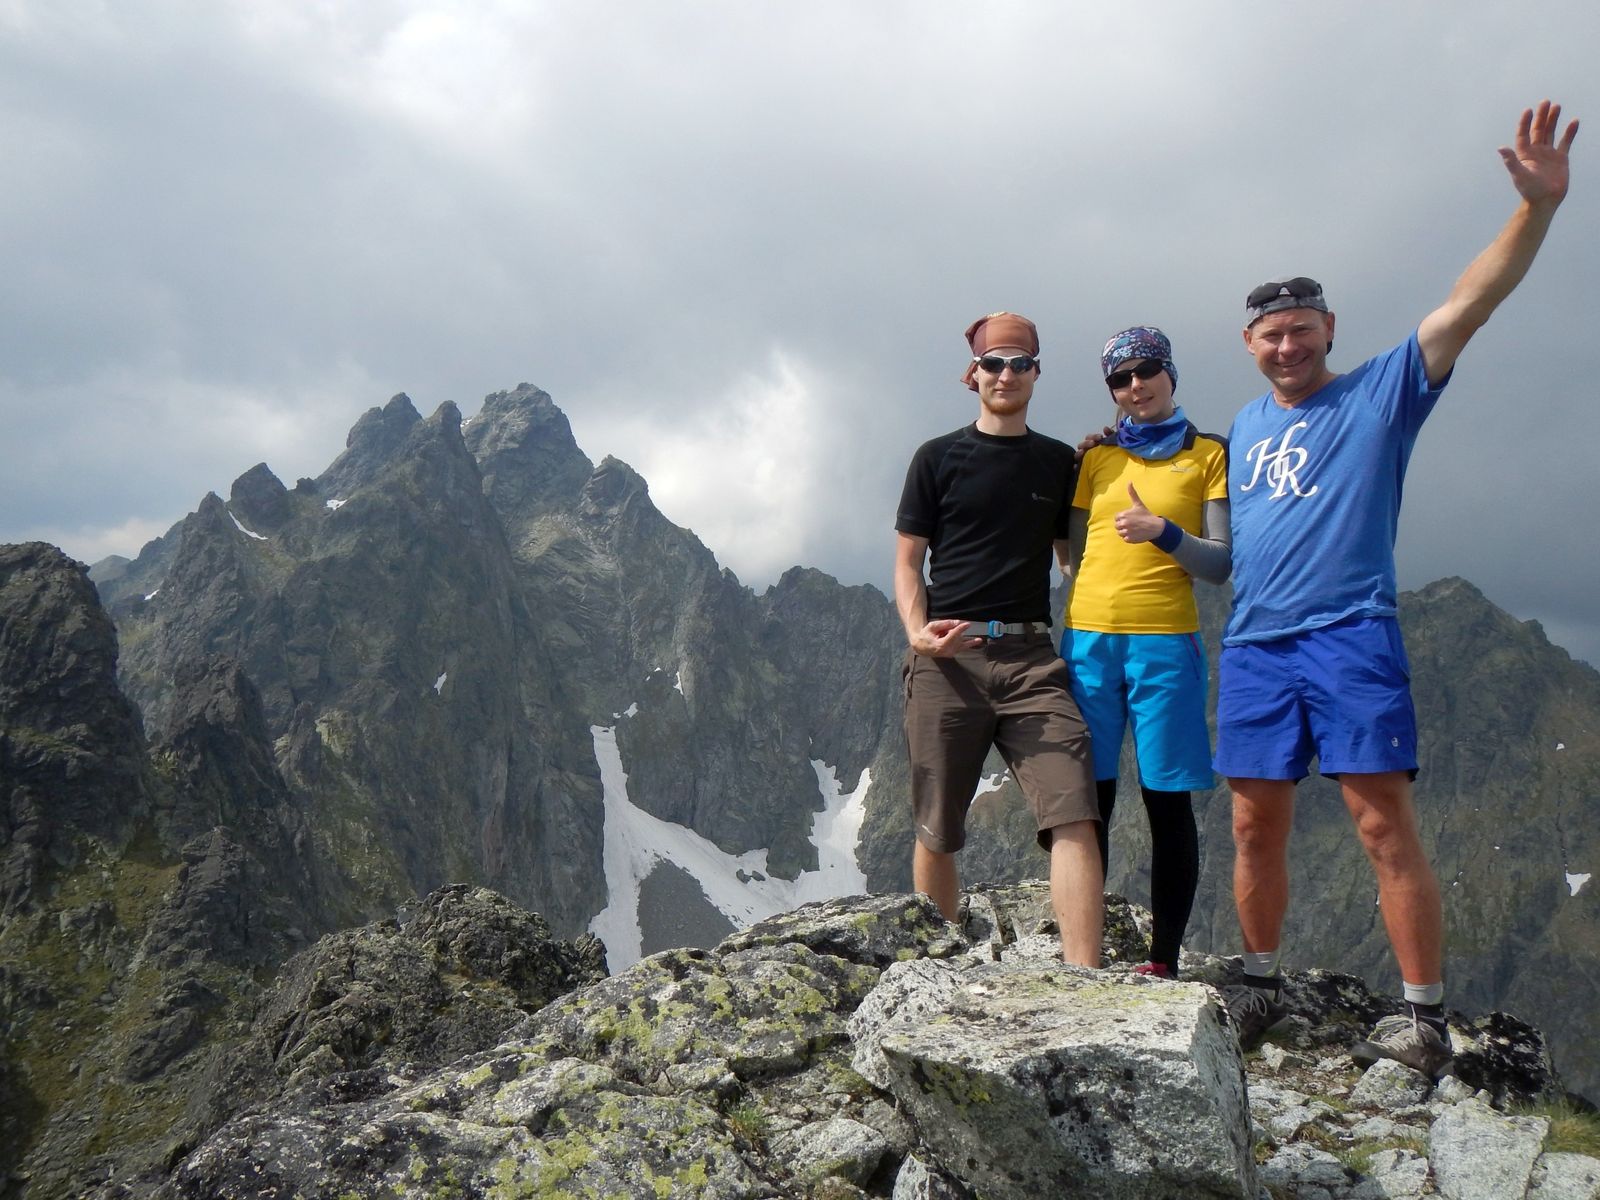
[1244,276,1329,327]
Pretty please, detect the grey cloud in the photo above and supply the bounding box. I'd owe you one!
[1,0,1596,666]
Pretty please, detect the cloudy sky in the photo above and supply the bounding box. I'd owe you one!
[3,2,1596,666]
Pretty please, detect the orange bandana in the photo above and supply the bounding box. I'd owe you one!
[961,311,1041,390]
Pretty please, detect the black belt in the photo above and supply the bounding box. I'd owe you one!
[966,620,1052,638]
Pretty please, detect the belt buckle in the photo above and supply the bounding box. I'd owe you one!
[986,620,1005,638]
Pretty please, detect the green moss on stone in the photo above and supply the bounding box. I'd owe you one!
[1336,1133,1427,1175]
[674,1159,710,1190]
[593,1096,629,1132]
[917,1058,996,1110]
[700,975,736,1020]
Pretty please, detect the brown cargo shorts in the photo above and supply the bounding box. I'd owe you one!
[902,633,1096,853]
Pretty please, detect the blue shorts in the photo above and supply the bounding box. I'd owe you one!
[1213,615,1418,781]
[1061,629,1214,791]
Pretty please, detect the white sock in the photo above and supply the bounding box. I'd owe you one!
[1403,980,1444,1007]
[1242,950,1281,979]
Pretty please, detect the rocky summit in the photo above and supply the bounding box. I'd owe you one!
[144,885,1597,1199]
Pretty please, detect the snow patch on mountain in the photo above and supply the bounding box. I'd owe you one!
[228,512,267,540]
[974,771,1008,797]
[588,723,870,970]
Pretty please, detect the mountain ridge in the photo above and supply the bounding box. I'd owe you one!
[93,385,1600,1103]
[0,381,1593,1194]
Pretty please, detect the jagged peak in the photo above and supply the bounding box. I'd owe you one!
[0,541,150,907]
[179,492,262,552]
[393,401,481,470]
[466,385,587,462]
[1408,576,1485,603]
[229,463,291,532]
[575,455,727,583]
[424,400,462,437]
[161,493,252,576]
[380,390,419,418]
[766,563,891,606]
[345,393,423,451]
[775,564,840,589]
[580,456,652,513]
[1,540,89,585]
[1404,575,1555,651]
[465,388,596,525]
[591,454,646,487]
[498,381,554,405]
[316,393,425,499]
[231,462,282,491]
[476,382,559,419]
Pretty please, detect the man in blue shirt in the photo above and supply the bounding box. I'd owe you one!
[1215,101,1578,1077]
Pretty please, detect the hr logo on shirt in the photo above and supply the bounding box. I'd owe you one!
[1242,422,1320,499]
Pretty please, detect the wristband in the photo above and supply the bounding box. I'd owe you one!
[1152,518,1184,552]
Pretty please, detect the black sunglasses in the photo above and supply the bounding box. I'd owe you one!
[973,354,1038,374]
[1104,360,1168,390]
[1246,276,1324,310]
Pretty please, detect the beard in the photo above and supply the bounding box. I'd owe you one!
[980,386,1031,418]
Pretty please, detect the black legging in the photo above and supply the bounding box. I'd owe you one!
[1095,777,1199,973]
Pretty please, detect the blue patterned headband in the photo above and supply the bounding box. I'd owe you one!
[1101,326,1177,393]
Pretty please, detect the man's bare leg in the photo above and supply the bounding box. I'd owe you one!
[913,840,960,923]
[1050,820,1104,967]
[1340,771,1443,984]
[1230,778,1296,954]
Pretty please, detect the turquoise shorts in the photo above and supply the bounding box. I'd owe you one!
[1060,629,1215,791]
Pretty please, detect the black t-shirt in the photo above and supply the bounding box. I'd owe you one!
[895,424,1076,623]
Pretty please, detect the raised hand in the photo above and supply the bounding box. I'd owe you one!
[1113,483,1166,544]
[1500,100,1579,209]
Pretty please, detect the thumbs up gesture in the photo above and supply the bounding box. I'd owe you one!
[1114,483,1166,544]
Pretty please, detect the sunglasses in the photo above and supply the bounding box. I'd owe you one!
[1104,360,1168,390]
[1246,276,1324,310]
[973,354,1038,374]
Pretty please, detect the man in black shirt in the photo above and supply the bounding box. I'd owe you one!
[894,311,1102,966]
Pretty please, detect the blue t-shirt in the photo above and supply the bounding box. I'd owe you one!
[1224,333,1448,645]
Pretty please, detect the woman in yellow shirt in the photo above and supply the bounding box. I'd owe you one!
[1063,326,1230,977]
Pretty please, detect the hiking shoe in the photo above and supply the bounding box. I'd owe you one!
[1132,962,1173,979]
[1222,983,1289,1050]
[1351,1015,1455,1079]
